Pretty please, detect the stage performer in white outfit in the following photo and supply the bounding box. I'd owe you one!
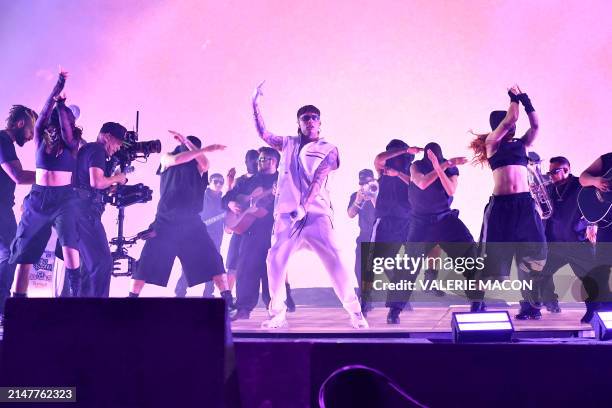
[251,81,368,329]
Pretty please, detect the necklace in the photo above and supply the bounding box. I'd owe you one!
[554,180,571,202]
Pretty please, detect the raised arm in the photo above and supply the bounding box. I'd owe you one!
[485,86,520,148]
[55,98,78,150]
[374,146,422,174]
[252,81,284,151]
[160,144,225,173]
[518,91,539,147]
[427,150,460,196]
[35,70,67,143]
[168,130,209,173]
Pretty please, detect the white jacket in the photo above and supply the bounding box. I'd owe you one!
[274,135,338,217]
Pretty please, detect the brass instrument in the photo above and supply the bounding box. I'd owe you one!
[527,152,554,219]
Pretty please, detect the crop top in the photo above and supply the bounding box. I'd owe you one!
[487,138,528,170]
[35,140,77,172]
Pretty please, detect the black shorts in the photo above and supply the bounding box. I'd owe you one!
[225,233,242,271]
[480,192,547,277]
[134,217,225,287]
[10,185,79,264]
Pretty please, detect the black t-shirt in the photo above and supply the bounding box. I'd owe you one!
[409,159,459,216]
[156,158,208,223]
[75,142,107,190]
[375,174,412,219]
[348,192,376,241]
[545,175,587,242]
[222,172,277,234]
[0,130,18,209]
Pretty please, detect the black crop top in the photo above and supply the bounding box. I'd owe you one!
[35,140,77,172]
[487,138,529,170]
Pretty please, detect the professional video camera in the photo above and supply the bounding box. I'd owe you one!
[104,113,161,276]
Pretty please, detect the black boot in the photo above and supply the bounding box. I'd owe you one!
[220,290,234,310]
[470,301,487,312]
[66,267,81,297]
[386,307,402,324]
[544,300,561,313]
[285,283,296,312]
[515,301,542,320]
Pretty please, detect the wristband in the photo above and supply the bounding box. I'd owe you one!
[518,93,535,113]
[508,90,520,103]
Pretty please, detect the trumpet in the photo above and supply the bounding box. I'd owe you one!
[527,152,554,220]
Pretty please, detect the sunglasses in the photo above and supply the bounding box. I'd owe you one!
[299,114,320,122]
[258,157,274,162]
[549,168,569,175]
[212,179,224,185]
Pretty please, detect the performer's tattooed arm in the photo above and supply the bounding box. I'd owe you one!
[35,70,67,144]
[252,81,284,151]
[303,148,339,211]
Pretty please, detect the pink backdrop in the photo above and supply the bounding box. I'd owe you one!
[1,0,611,296]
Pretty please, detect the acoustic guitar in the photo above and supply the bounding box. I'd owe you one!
[224,187,274,234]
[578,168,612,228]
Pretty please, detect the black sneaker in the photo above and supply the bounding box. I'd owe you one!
[386,307,401,324]
[470,301,487,312]
[544,301,561,313]
[515,304,542,320]
[230,309,250,321]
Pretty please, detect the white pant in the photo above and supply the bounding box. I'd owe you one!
[266,213,361,317]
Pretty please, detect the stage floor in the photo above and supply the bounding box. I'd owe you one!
[231,304,593,338]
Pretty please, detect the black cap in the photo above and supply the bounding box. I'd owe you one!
[297,105,320,118]
[99,122,127,141]
[186,135,202,149]
[489,111,506,131]
[385,139,408,151]
[359,169,374,185]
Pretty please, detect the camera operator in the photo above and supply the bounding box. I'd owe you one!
[129,131,232,306]
[347,169,377,294]
[74,122,128,297]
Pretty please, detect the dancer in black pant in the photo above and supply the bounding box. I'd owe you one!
[11,69,83,298]
[361,139,421,318]
[539,156,596,321]
[74,122,128,297]
[0,105,37,323]
[469,85,547,319]
[386,143,476,324]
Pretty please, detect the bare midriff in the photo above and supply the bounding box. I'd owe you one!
[35,169,73,186]
[492,165,529,195]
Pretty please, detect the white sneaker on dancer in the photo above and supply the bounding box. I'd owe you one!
[261,311,288,329]
[350,312,369,329]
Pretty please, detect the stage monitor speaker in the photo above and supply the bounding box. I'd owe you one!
[0,298,229,407]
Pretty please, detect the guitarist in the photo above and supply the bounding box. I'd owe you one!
[579,152,612,318]
[174,172,226,298]
[224,147,279,320]
[540,156,596,322]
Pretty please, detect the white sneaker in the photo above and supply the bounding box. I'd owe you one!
[261,313,288,329]
[350,312,369,329]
